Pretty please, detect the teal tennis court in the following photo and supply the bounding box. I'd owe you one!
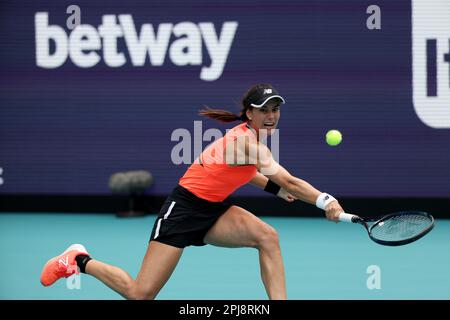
[1,213,448,300]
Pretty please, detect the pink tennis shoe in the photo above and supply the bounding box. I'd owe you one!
[40,244,89,286]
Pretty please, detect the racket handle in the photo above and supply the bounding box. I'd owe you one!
[338,212,358,223]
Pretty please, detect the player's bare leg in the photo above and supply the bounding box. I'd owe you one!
[204,205,286,300]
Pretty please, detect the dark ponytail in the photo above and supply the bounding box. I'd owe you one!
[198,107,244,123]
[198,84,267,123]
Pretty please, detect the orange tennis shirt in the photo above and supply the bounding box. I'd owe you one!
[179,122,258,202]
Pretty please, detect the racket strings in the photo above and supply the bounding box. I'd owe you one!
[370,214,433,241]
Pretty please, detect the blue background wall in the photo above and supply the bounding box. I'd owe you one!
[1,0,449,197]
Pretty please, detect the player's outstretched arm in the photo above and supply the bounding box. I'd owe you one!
[250,141,343,221]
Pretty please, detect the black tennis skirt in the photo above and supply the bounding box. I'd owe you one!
[150,184,231,248]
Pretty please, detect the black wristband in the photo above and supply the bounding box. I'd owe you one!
[264,179,281,195]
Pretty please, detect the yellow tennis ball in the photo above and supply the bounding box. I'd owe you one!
[326,129,342,146]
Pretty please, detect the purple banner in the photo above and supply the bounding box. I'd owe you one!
[0,0,449,197]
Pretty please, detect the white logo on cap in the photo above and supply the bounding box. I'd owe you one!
[263,89,272,94]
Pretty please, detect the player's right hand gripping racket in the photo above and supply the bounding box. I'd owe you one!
[338,211,435,246]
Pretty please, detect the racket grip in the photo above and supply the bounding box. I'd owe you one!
[338,212,358,223]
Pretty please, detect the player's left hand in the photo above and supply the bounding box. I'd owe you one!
[277,188,296,202]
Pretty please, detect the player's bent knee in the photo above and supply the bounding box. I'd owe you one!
[255,225,280,250]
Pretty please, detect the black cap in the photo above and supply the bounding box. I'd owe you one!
[246,84,286,108]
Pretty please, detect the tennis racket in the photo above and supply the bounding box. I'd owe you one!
[338,211,435,246]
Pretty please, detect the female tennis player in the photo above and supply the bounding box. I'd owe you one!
[40,84,345,300]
